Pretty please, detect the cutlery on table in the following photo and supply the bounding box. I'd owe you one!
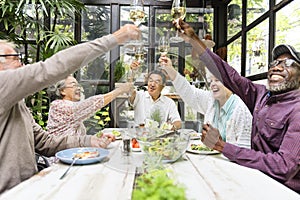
[59,157,80,179]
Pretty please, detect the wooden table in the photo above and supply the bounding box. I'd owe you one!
[1,129,299,200]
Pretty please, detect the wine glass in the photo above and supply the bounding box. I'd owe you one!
[127,45,145,83]
[157,35,170,69]
[170,0,186,43]
[158,35,170,56]
[125,0,146,54]
[129,0,146,27]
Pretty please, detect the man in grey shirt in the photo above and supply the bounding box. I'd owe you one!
[0,24,140,194]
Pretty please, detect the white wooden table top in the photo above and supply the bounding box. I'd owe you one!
[1,129,299,200]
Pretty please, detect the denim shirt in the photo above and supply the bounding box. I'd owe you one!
[200,49,300,193]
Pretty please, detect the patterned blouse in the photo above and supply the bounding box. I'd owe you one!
[47,95,104,136]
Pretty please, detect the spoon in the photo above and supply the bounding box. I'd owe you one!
[59,157,80,179]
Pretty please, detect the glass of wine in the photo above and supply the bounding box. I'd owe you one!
[170,0,186,43]
[129,0,146,27]
[127,45,145,83]
[158,35,170,56]
[157,35,170,69]
[125,0,146,54]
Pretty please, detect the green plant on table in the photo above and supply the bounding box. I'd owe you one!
[150,108,162,125]
[132,169,186,200]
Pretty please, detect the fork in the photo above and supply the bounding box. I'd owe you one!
[59,157,79,179]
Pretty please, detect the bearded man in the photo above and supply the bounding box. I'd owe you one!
[176,19,300,193]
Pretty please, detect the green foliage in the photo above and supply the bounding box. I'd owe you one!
[132,169,186,200]
[150,108,162,125]
[25,90,49,129]
[0,0,85,128]
[84,106,110,135]
[114,60,125,82]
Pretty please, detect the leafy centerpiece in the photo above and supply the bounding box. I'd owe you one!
[132,169,187,200]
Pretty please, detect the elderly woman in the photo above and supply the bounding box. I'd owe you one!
[47,75,133,136]
[159,55,252,148]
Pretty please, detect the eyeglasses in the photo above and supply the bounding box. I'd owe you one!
[148,78,162,85]
[269,58,300,69]
[0,53,23,63]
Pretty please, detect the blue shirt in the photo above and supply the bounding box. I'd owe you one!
[212,94,237,141]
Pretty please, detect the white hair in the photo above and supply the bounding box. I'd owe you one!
[0,40,16,63]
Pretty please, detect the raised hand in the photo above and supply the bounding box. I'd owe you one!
[113,24,141,44]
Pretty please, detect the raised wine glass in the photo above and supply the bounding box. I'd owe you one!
[125,0,146,55]
[157,35,170,69]
[158,35,170,56]
[129,0,146,27]
[127,45,145,83]
[170,0,186,43]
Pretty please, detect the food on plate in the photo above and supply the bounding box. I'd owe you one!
[190,143,213,152]
[132,138,140,149]
[73,151,100,159]
[160,122,173,130]
[112,130,121,137]
[95,131,103,138]
[190,132,199,137]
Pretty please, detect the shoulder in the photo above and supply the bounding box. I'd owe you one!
[50,99,73,109]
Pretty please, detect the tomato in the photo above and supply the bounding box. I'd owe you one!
[132,138,137,144]
[133,142,140,148]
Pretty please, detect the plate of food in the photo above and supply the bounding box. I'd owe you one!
[186,143,220,155]
[131,138,141,152]
[55,147,109,165]
[100,128,123,140]
[189,132,201,140]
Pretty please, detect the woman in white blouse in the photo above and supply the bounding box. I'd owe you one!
[159,55,252,148]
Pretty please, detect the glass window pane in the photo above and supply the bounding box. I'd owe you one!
[247,0,268,25]
[228,37,242,74]
[17,4,44,40]
[246,19,269,76]
[275,1,300,50]
[81,6,111,41]
[227,1,242,40]
[79,55,109,81]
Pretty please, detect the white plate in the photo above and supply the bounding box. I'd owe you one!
[131,147,142,152]
[55,147,109,165]
[190,132,201,140]
[186,148,220,155]
[186,142,220,155]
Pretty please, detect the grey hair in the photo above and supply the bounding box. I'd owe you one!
[148,69,167,85]
[47,78,68,101]
[0,40,17,63]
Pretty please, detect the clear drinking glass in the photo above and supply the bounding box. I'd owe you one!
[129,0,145,27]
[170,0,186,43]
[158,35,170,56]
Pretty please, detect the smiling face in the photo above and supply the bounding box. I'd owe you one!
[207,74,232,106]
[267,53,300,94]
[60,76,82,102]
[147,73,164,100]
